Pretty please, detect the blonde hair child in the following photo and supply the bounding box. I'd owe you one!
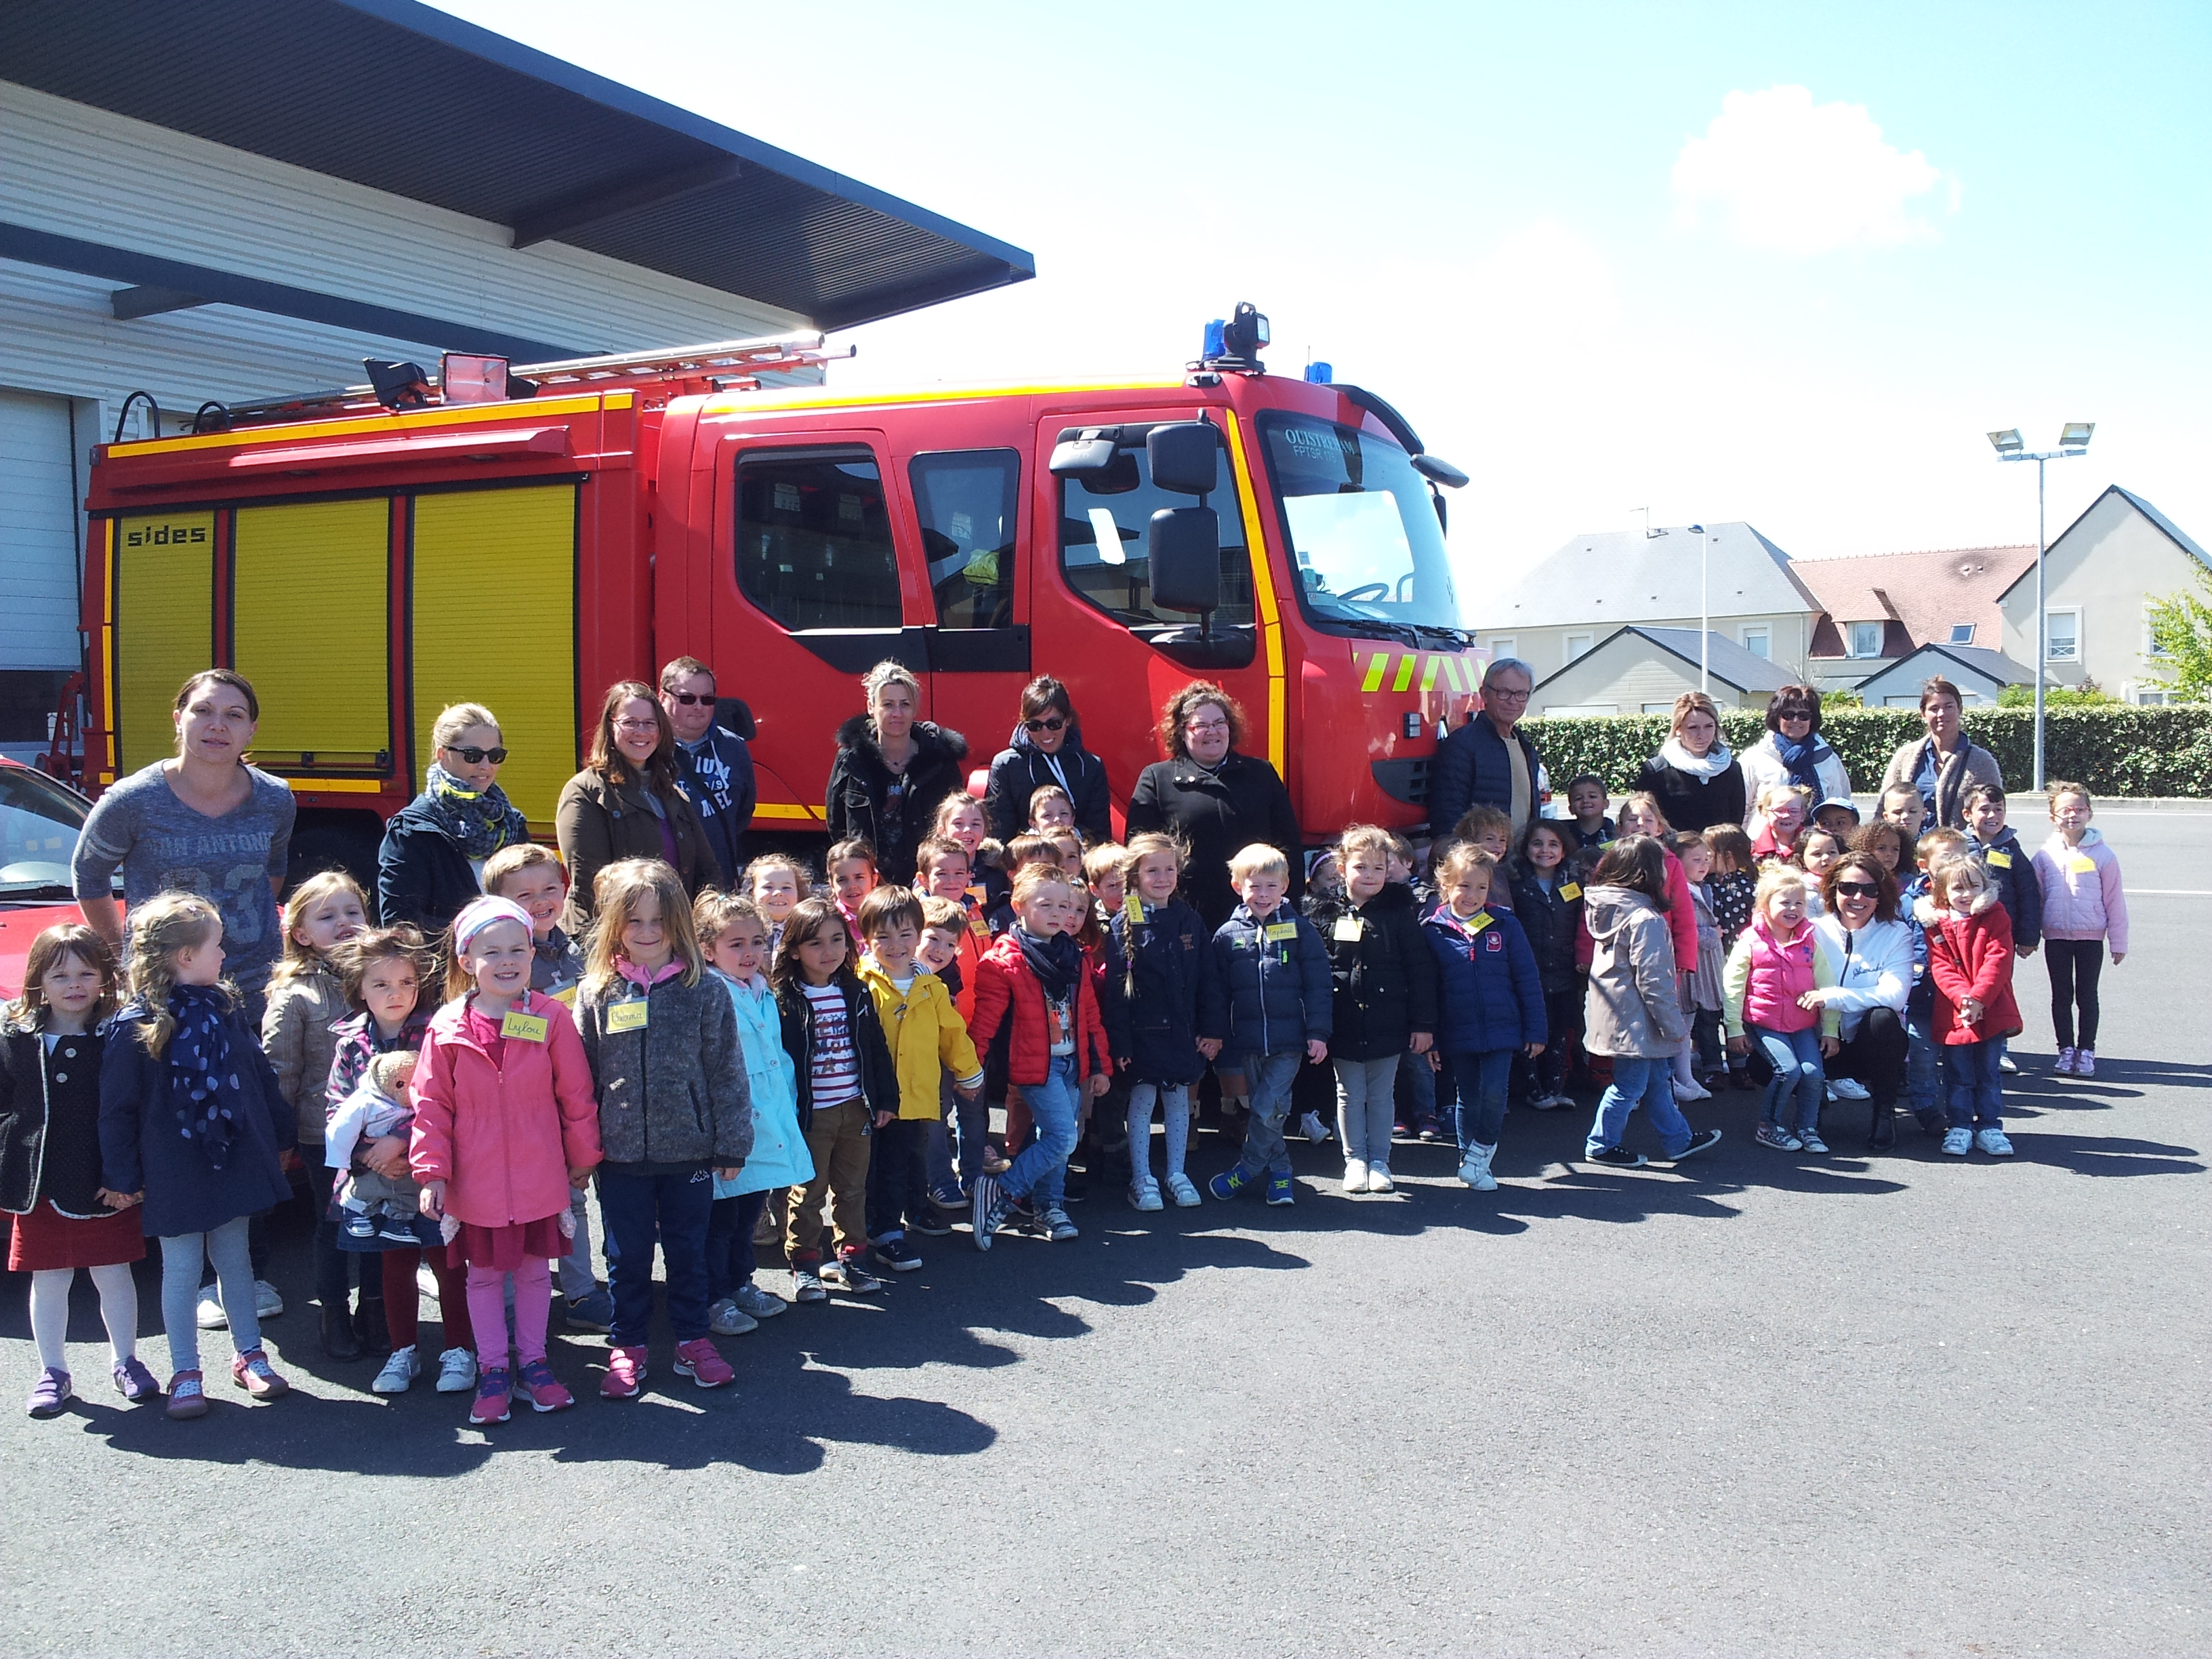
[2032,781,2127,1076]
[1721,866,1841,1152]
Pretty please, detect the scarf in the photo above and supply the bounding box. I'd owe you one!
[165,984,247,1172]
[1013,926,1079,1004]
[420,762,530,861]
[615,959,684,992]
[1772,731,1828,796]
[1659,735,1734,780]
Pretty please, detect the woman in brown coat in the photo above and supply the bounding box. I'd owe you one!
[555,682,714,937]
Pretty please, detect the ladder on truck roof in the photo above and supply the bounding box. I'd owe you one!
[203,331,854,430]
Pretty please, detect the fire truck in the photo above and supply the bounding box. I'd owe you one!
[65,306,1485,886]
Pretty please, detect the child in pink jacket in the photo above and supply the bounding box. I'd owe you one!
[410,898,602,1426]
[2030,782,2128,1078]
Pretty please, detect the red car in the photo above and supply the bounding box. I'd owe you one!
[0,757,109,999]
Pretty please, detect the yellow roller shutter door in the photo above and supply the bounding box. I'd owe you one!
[232,497,391,770]
[411,487,577,834]
[112,511,215,774]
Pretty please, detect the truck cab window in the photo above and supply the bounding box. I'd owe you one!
[1057,432,1254,634]
[735,450,901,631]
[910,449,1019,629]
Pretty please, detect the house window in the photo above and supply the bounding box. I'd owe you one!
[1849,621,1883,658]
[1740,624,1771,659]
[2045,608,2081,663]
[1949,623,1975,645]
[1490,636,1517,662]
[2137,689,2169,706]
[1884,695,1921,708]
[1641,701,1678,714]
[2144,604,2170,659]
[1544,703,1618,718]
[1563,632,1593,663]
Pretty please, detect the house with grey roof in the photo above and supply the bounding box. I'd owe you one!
[1531,626,1795,716]
[1854,642,2035,708]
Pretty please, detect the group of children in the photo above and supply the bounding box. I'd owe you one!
[1,764,2129,1424]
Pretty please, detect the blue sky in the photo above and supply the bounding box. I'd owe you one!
[438,1,2212,575]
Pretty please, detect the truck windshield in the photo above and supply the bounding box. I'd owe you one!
[1256,412,1464,632]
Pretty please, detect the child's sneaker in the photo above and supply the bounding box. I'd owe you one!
[1942,1127,1973,1156]
[600,1345,647,1399]
[2074,1050,2096,1078]
[1797,1128,1829,1155]
[1165,1171,1202,1208]
[1754,1122,1801,1152]
[111,1356,161,1403]
[375,1215,422,1245]
[253,1280,285,1321]
[25,1368,70,1418]
[165,1369,208,1420]
[1585,1145,1647,1168]
[827,1252,886,1294]
[1208,1165,1256,1201]
[562,1288,615,1332]
[434,1347,476,1393]
[1416,1116,1446,1142]
[2054,1046,2076,1073]
[1973,1127,2015,1156]
[1265,1173,1295,1206]
[229,1349,289,1399]
[872,1237,923,1273]
[1366,1164,1395,1193]
[971,1174,1010,1252]
[341,1210,377,1241]
[906,1208,953,1238]
[470,1368,512,1425]
[1672,1078,1711,1103]
[1300,1111,1333,1145]
[1996,1052,2020,1075]
[517,1359,574,1412]
[1342,1158,1370,1194]
[928,1181,968,1212]
[1392,1118,1412,1139]
[1039,1206,1080,1240]
[1666,1128,1723,1164]
[733,1281,787,1320]
[673,1337,735,1389]
[194,1286,226,1330]
[371,1345,419,1395]
[790,1265,828,1301]
[1827,1077,1870,1101]
[1128,1176,1164,1212]
[708,1298,758,1336]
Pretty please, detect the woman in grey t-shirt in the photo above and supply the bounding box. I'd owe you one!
[73,670,296,1008]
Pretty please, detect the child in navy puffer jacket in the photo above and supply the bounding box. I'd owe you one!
[1422,844,1545,1193]
[1208,845,1330,1207]
[1112,834,1224,1211]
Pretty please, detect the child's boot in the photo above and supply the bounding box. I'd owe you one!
[1458,1143,1498,1191]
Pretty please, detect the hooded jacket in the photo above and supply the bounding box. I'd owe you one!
[966,930,1113,1087]
[825,714,971,886]
[576,970,754,1168]
[1509,867,1585,996]
[856,958,985,1122]
[1969,826,2043,949]
[1307,881,1438,1061]
[712,970,813,1196]
[554,766,714,935]
[2031,827,2128,953]
[1125,751,1304,930]
[1421,901,1545,1055]
[1110,894,1224,1084]
[1917,888,2024,1044]
[1211,903,1333,1059]
[1580,885,1689,1059]
[260,961,346,1145]
[985,720,1112,846]
[375,794,485,935]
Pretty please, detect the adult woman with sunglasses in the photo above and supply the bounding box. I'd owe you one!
[556,682,716,933]
[1799,852,1914,1150]
[376,703,533,935]
[983,674,1113,846]
[1739,684,1853,838]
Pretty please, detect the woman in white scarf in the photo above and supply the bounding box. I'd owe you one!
[1630,691,1748,833]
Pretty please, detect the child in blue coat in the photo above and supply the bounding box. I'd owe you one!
[1208,844,1330,1207]
[1422,844,1546,1192]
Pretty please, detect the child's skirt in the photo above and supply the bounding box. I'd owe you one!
[8,1199,146,1271]
[451,1214,568,1272]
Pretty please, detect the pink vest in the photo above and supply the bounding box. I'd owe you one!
[1741,916,1818,1033]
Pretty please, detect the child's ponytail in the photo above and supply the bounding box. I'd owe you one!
[123,893,228,1057]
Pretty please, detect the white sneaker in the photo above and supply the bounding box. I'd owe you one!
[1165,1172,1202,1208]
[434,1347,478,1393]
[195,1287,226,1330]
[1040,1206,1079,1242]
[708,1297,758,1337]
[1342,1158,1370,1194]
[1300,1111,1334,1145]
[1974,1127,2015,1156]
[1673,1078,1711,1103]
[371,1346,419,1395]
[1996,1053,2019,1076]
[1942,1127,1973,1156]
[1128,1177,1164,1212]
[1532,1092,1572,1111]
[1366,1164,1395,1193]
[1827,1077,1870,1101]
[1458,1145,1498,1192]
[253,1280,284,1320]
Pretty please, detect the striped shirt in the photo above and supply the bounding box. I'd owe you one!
[800,981,862,1109]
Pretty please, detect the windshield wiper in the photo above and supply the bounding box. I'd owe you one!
[0,882,77,901]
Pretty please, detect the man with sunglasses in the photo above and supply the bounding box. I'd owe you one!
[983,675,1113,846]
[659,656,756,888]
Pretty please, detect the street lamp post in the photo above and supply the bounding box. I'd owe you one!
[1688,523,1709,692]
[1988,424,2093,792]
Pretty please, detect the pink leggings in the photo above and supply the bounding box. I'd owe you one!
[466,1258,552,1371]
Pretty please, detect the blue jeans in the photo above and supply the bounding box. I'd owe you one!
[596,1164,714,1347]
[927,1071,987,1195]
[1000,1054,1079,1210]
[1906,1009,1942,1126]
[1751,1025,1824,1133]
[1404,1046,1435,1123]
[1941,1041,2004,1129]
[1450,1049,1515,1151]
[1586,1054,1693,1159]
[1234,1048,1305,1178]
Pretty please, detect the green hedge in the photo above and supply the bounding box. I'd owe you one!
[1521,706,2212,798]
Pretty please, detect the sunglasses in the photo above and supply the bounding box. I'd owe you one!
[1835,881,1881,899]
[665,692,714,707]
[443,744,508,765]
[1023,716,1067,733]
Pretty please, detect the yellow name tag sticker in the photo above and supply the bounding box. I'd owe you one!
[1265,922,1299,942]
[1467,911,1494,934]
[2068,854,2097,875]
[500,1010,549,1043]
[1125,895,1145,924]
[550,985,577,1006]
[1986,850,2012,869]
[1559,882,1582,901]
[1332,916,1364,942]
[607,1000,650,1033]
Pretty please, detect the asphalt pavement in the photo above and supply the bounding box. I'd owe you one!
[2,808,2207,1657]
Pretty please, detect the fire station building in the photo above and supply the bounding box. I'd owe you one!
[0,0,1031,756]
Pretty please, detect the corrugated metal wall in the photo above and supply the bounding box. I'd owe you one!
[0,386,78,669]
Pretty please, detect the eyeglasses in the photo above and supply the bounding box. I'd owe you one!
[1023,716,1067,733]
[1184,718,1229,734]
[613,718,659,735]
[1835,881,1881,899]
[1484,686,1531,703]
[442,744,508,765]
[665,692,714,708]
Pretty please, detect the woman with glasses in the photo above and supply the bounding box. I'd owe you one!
[1739,685,1853,838]
[377,703,531,935]
[1800,853,1914,1150]
[825,661,970,886]
[1124,681,1303,932]
[555,683,714,933]
[983,675,1112,847]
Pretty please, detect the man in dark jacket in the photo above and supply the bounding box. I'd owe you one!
[660,656,756,888]
[1428,658,1542,840]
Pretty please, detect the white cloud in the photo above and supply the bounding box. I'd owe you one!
[1673,85,1951,255]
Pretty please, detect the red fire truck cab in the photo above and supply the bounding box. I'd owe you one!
[75,312,1484,883]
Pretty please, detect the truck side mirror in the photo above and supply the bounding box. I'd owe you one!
[1147,422,1218,496]
[1049,434,1118,477]
[1147,506,1221,614]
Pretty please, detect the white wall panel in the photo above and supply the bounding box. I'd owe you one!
[0,386,81,669]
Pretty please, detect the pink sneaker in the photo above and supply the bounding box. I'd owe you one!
[470,1367,512,1426]
[229,1349,289,1399]
[673,1336,734,1389]
[600,1344,647,1399]
[2054,1047,2076,1073]
[2074,1049,2095,1077]
[516,1359,573,1414]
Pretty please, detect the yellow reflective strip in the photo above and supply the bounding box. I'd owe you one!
[1392,654,1416,693]
[1438,654,1465,695]
[1420,655,1442,692]
[113,393,616,457]
[703,377,1182,419]
[280,777,386,793]
[752,801,825,822]
[1223,411,1285,775]
[1359,651,1389,693]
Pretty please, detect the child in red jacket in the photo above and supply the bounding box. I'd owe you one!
[1918,853,2021,1158]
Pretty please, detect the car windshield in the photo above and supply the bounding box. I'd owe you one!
[0,766,90,899]
[1258,412,1464,632]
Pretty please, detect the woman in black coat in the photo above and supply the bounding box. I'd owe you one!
[1123,682,1303,932]
[1629,690,1747,834]
[983,675,1113,846]
[823,661,970,887]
